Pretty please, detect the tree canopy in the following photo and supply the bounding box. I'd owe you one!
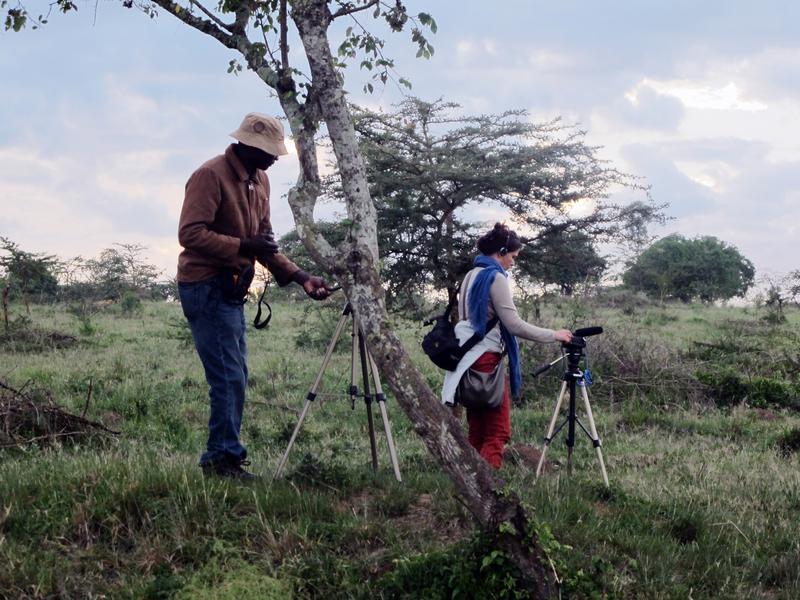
[320,98,662,308]
[0,237,60,305]
[515,229,607,296]
[623,234,755,303]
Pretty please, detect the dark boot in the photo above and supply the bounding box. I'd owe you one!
[201,457,257,482]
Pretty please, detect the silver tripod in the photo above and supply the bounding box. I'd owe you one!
[533,331,609,486]
[274,303,402,482]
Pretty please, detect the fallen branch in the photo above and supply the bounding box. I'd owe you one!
[0,378,119,449]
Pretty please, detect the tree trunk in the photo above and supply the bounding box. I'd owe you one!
[2,285,9,333]
[290,2,555,595]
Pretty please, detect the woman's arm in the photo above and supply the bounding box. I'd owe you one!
[489,274,557,343]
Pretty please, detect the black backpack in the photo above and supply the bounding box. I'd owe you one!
[422,286,498,371]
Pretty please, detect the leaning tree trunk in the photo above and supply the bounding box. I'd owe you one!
[289,1,555,594]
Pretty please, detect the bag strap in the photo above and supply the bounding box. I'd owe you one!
[459,267,500,337]
[253,285,272,330]
[442,282,461,320]
[459,315,499,355]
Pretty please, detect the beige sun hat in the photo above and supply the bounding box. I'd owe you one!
[229,113,289,156]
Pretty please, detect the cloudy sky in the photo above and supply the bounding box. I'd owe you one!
[2,0,798,284]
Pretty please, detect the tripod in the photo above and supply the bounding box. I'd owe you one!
[534,337,609,487]
[274,303,402,482]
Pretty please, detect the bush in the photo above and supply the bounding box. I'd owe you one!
[697,368,799,410]
[378,534,533,599]
[292,303,347,352]
[776,427,800,457]
[120,291,143,316]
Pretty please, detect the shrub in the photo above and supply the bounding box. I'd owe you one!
[120,291,143,316]
[776,427,800,457]
[378,534,533,599]
[697,369,799,410]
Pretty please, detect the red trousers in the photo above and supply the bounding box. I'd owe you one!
[466,352,511,469]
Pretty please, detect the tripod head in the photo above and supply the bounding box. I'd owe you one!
[533,326,603,378]
[562,326,604,352]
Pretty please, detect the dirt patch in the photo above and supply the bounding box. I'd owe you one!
[392,493,470,547]
[753,408,778,422]
[338,490,471,548]
[505,442,559,473]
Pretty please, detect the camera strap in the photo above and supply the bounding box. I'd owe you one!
[253,285,272,330]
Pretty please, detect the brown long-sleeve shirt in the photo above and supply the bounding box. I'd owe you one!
[177,144,300,284]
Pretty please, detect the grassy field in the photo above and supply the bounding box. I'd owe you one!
[1,295,799,598]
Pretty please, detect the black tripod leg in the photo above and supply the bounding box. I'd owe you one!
[357,330,379,472]
[567,379,577,477]
[274,305,351,479]
[349,316,359,408]
[367,353,402,482]
[536,381,568,479]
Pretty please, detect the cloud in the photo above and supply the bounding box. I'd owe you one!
[621,143,716,218]
[621,136,800,274]
[633,79,768,111]
[614,85,685,130]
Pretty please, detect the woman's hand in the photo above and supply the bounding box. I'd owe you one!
[554,329,573,343]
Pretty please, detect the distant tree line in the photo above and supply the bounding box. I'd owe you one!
[0,237,171,310]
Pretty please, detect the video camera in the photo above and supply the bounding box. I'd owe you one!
[563,326,604,350]
[532,326,603,378]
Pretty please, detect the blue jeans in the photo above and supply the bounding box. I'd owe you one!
[179,276,248,466]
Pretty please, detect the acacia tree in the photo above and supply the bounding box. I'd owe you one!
[623,234,755,303]
[8,1,558,590]
[323,98,663,308]
[516,229,607,296]
[0,237,60,313]
[83,243,162,300]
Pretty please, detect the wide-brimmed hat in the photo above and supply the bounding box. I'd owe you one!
[229,113,289,156]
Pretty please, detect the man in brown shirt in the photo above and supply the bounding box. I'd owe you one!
[177,112,332,480]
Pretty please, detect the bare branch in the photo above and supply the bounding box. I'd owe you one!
[189,0,235,33]
[151,0,237,49]
[330,0,378,20]
[279,0,289,70]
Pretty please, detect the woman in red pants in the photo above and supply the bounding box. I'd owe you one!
[441,223,572,468]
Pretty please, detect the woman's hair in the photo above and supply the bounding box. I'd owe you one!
[476,223,523,256]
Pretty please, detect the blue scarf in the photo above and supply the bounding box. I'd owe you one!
[467,255,521,396]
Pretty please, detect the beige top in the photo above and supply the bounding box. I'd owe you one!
[459,267,556,343]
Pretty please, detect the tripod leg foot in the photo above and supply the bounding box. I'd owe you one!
[535,442,551,478]
[580,384,609,487]
[536,382,568,480]
[274,400,313,479]
[595,447,609,487]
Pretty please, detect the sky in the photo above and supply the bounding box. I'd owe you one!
[1,0,799,286]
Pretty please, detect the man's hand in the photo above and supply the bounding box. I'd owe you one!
[239,232,279,257]
[302,276,334,301]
